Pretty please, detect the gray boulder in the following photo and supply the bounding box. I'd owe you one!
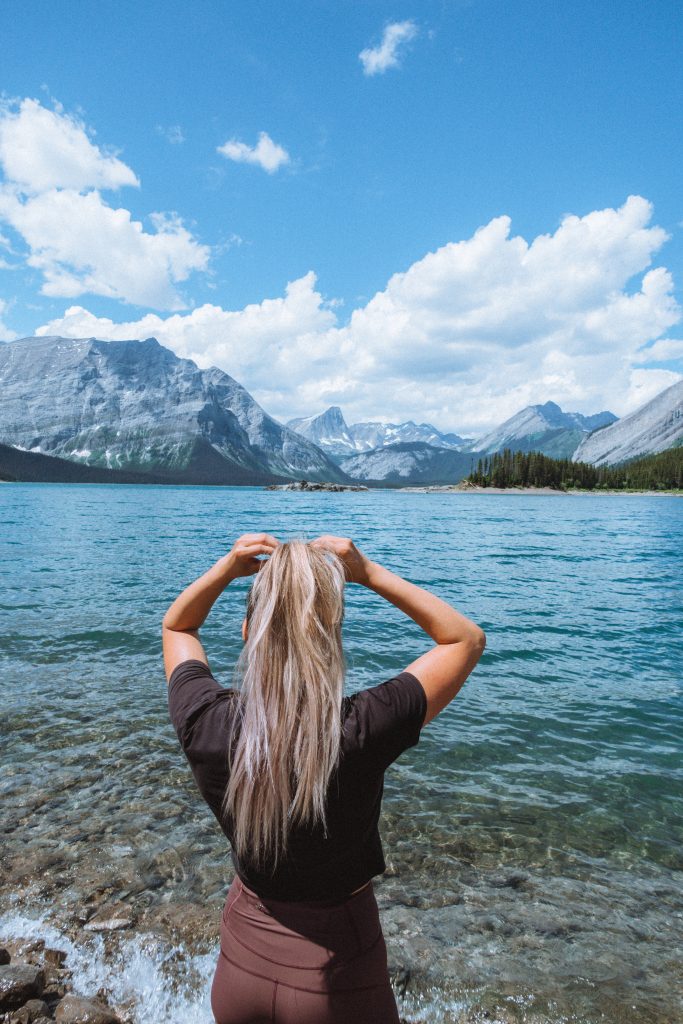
[0,965,45,1012]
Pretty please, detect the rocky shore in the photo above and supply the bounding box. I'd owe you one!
[0,931,527,1024]
[0,940,122,1024]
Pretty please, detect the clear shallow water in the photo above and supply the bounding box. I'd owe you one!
[0,482,681,1024]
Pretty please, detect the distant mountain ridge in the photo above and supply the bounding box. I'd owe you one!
[286,405,470,462]
[0,335,349,485]
[462,400,618,459]
[338,441,477,485]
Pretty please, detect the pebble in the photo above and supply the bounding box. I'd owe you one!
[82,904,133,933]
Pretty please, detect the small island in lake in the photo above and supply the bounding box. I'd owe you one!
[264,480,369,491]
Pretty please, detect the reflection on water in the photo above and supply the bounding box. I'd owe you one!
[1,483,682,1023]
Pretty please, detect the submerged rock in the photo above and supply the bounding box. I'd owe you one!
[82,902,134,932]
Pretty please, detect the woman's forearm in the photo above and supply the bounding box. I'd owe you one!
[363,560,484,646]
[162,554,238,631]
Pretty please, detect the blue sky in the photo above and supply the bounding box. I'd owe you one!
[0,0,681,434]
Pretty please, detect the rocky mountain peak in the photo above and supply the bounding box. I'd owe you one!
[0,335,347,484]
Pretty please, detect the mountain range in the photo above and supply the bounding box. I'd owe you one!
[0,334,681,486]
[286,406,470,462]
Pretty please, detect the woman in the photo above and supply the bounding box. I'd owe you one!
[162,532,486,1024]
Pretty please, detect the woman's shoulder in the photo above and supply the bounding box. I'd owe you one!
[341,671,427,770]
[168,659,238,752]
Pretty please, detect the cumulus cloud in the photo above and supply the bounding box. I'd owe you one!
[217,132,290,173]
[0,189,209,307]
[35,196,682,436]
[36,271,337,375]
[0,98,209,309]
[0,98,139,193]
[359,20,418,76]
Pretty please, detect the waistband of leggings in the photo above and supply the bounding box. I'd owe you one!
[236,876,375,912]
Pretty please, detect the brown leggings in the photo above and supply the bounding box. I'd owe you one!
[211,875,401,1024]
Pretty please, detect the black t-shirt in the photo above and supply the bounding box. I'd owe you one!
[167,658,427,901]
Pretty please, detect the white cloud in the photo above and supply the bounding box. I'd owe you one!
[156,124,185,145]
[359,20,418,76]
[217,132,290,173]
[622,367,682,409]
[0,299,17,340]
[36,271,337,372]
[35,196,682,436]
[0,98,210,309]
[0,189,209,308]
[0,98,139,193]
[632,337,683,363]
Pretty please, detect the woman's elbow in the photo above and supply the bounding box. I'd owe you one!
[469,627,487,652]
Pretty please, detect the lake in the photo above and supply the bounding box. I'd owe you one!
[1,482,681,1024]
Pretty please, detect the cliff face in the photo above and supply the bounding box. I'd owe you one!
[0,335,348,484]
[572,379,683,466]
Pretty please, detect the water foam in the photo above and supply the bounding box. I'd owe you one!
[0,909,216,1023]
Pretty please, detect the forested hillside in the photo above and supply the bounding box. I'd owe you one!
[467,445,683,490]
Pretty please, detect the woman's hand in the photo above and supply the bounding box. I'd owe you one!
[227,533,280,578]
[310,535,374,585]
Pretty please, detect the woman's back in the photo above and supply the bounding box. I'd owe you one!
[168,657,427,901]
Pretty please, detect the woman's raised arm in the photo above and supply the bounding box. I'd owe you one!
[162,532,279,682]
[311,536,486,727]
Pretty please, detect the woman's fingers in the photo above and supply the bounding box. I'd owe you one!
[226,535,279,576]
[311,534,343,552]
[241,543,276,556]
[233,534,279,550]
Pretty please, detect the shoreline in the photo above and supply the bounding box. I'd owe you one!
[1,478,681,495]
[397,483,683,496]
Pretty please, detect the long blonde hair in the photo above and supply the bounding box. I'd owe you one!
[221,537,347,874]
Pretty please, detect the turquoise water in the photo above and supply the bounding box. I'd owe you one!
[1,482,681,1024]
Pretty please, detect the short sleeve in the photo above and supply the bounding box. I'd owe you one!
[167,658,225,749]
[347,671,427,771]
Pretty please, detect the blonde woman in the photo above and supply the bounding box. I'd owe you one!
[162,532,486,1024]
